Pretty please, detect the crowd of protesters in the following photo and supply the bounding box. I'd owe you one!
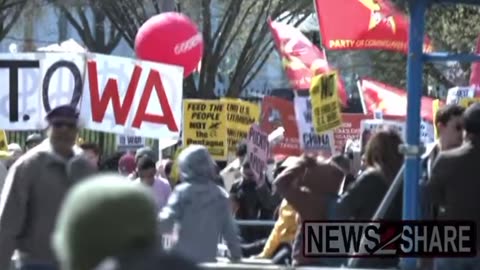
[0,102,479,270]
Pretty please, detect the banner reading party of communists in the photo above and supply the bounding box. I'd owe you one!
[314,0,432,53]
[0,53,183,140]
[182,98,260,160]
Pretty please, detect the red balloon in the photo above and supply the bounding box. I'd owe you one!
[135,12,203,78]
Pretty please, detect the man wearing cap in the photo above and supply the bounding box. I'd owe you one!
[0,105,96,270]
[427,102,480,270]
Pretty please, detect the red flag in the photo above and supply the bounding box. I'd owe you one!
[361,78,438,121]
[470,35,480,86]
[314,0,432,53]
[268,19,347,106]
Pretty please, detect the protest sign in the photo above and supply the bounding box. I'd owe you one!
[446,86,475,105]
[294,96,335,156]
[360,119,405,153]
[183,99,228,160]
[222,98,260,152]
[260,96,301,156]
[247,124,269,183]
[0,53,86,130]
[459,97,480,108]
[80,53,183,139]
[116,135,145,152]
[334,114,372,153]
[309,71,342,133]
[0,53,183,140]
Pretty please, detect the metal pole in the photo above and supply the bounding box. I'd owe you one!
[401,0,428,269]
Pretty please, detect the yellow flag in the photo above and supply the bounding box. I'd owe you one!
[310,71,342,134]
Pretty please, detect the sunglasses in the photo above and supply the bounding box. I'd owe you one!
[51,121,77,129]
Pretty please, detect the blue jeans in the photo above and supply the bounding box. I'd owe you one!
[19,264,57,270]
[434,257,480,270]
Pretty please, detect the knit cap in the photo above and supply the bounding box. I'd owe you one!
[52,174,158,270]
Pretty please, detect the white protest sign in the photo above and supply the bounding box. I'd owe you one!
[116,135,145,151]
[420,121,435,144]
[446,86,475,105]
[0,53,86,130]
[80,53,183,139]
[293,96,335,156]
[247,124,269,183]
[360,119,405,152]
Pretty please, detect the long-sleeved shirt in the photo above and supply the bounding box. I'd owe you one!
[258,199,298,258]
[0,139,95,268]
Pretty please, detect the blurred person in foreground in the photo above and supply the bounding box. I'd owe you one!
[426,103,480,270]
[273,154,344,267]
[134,156,171,210]
[337,129,404,269]
[52,174,200,270]
[158,145,241,263]
[0,105,96,270]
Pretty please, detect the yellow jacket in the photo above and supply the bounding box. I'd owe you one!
[258,199,298,258]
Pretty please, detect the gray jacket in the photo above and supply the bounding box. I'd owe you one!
[0,139,95,268]
[158,145,241,263]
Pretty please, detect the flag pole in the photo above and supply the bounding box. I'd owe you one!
[355,74,368,114]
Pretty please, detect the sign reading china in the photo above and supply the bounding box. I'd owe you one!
[0,53,183,140]
[182,99,227,160]
[310,71,342,134]
[294,96,335,156]
[246,124,269,183]
[314,0,432,53]
[222,98,260,153]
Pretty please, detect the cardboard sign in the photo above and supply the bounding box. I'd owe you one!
[0,53,85,130]
[0,53,183,140]
[247,124,269,183]
[459,97,480,108]
[182,99,228,160]
[116,135,145,151]
[309,71,342,133]
[260,96,301,156]
[80,54,183,139]
[294,96,335,156]
[221,98,260,153]
[446,86,475,105]
[360,119,405,153]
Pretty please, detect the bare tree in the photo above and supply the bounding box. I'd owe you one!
[49,0,122,54]
[0,0,27,41]
[98,0,311,98]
